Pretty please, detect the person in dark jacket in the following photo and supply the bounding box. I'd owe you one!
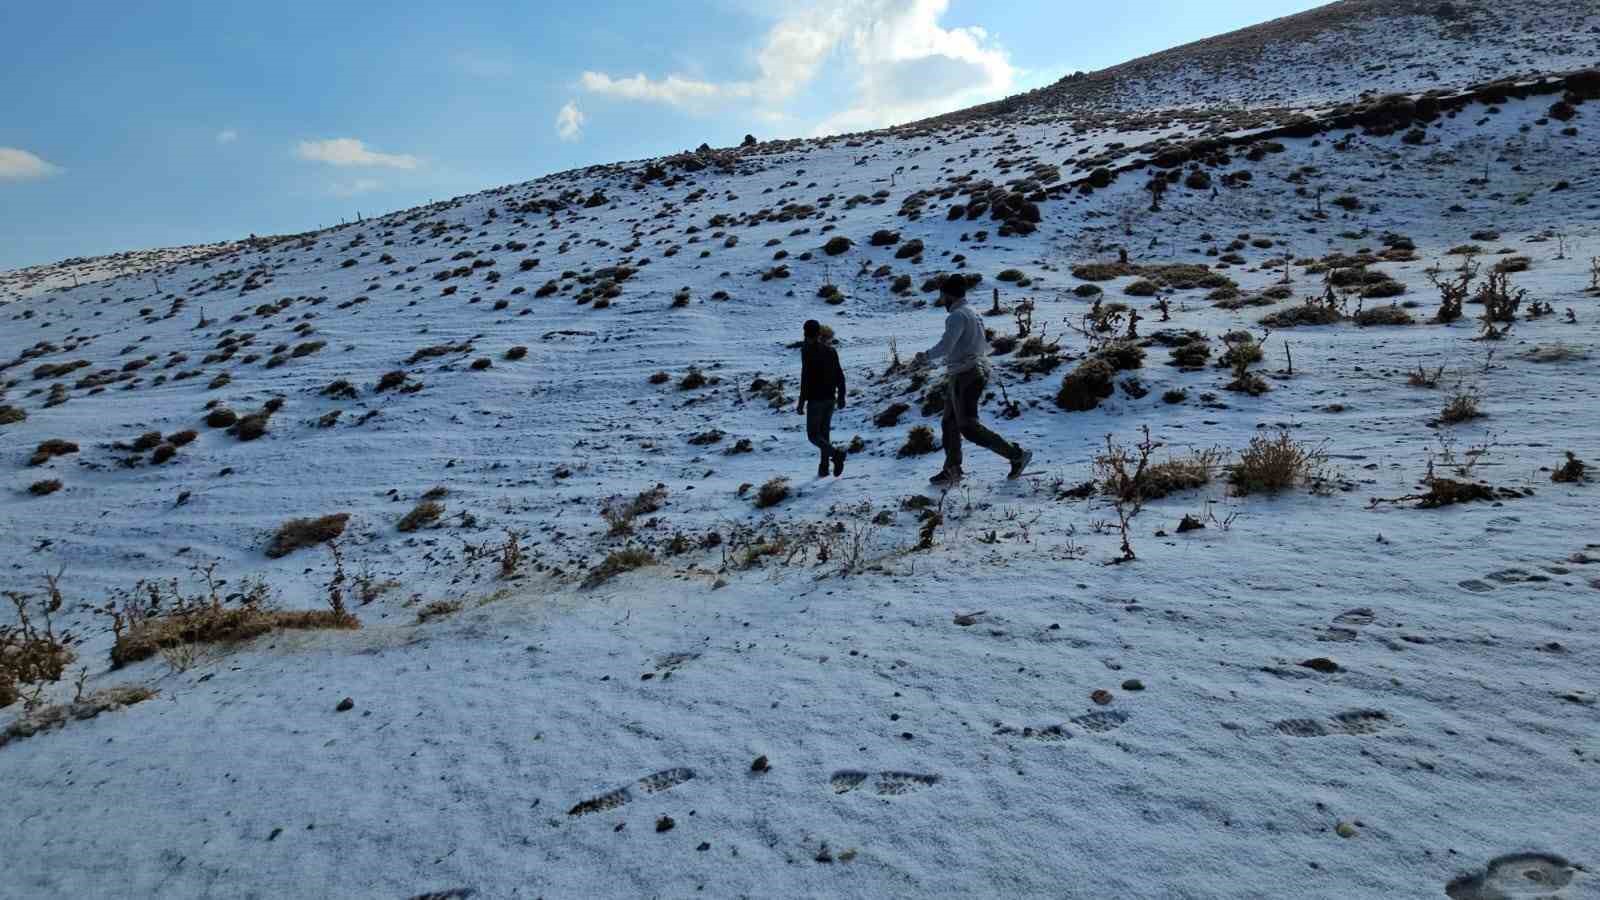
[797,319,847,478]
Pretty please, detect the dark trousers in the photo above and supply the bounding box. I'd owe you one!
[806,399,836,459]
[942,369,1017,472]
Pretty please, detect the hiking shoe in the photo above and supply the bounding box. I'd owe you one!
[832,449,846,477]
[1007,449,1034,480]
[929,468,963,488]
[818,458,831,479]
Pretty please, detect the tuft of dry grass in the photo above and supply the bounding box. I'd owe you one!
[265,513,350,558]
[1438,389,1483,425]
[755,477,791,508]
[1524,343,1588,363]
[0,405,27,426]
[1056,358,1116,411]
[28,439,79,467]
[898,425,938,457]
[415,600,463,623]
[1552,452,1588,484]
[1229,432,1322,496]
[28,479,63,496]
[583,547,655,588]
[397,501,444,532]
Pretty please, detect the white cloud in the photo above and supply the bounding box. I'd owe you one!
[0,147,61,180]
[578,0,1015,133]
[555,101,587,141]
[330,178,382,197]
[295,138,420,170]
[216,129,239,144]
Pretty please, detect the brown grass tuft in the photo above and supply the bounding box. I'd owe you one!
[265,514,350,558]
[397,501,444,532]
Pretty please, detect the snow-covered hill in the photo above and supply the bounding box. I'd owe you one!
[3,2,1599,897]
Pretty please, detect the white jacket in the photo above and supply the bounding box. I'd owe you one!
[924,298,989,377]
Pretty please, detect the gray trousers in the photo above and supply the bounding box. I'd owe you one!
[942,369,1017,472]
[806,399,836,459]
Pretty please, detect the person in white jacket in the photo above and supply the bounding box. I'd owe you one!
[914,274,1032,486]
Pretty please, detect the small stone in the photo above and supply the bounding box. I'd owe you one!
[1121,679,1145,692]
[696,841,711,852]
[815,843,833,863]
[1300,658,1340,673]
[335,697,354,712]
[750,755,770,773]
[1091,690,1113,706]
[1336,821,1358,838]
[656,815,675,833]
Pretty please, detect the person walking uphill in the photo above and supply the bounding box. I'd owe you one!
[914,275,1032,486]
[797,319,848,478]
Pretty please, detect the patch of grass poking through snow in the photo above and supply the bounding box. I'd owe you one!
[397,501,444,532]
[1552,452,1588,484]
[1438,389,1483,425]
[584,547,655,589]
[265,513,350,558]
[0,405,26,426]
[898,426,938,457]
[0,686,157,748]
[755,477,790,508]
[1229,432,1324,496]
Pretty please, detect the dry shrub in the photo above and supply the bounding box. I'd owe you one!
[1354,305,1414,326]
[1057,358,1116,411]
[1524,344,1588,363]
[0,686,157,748]
[167,429,199,447]
[104,562,358,668]
[755,477,790,508]
[397,501,444,532]
[1168,340,1212,369]
[875,402,910,428]
[1439,389,1482,425]
[679,368,708,390]
[1072,262,1138,282]
[2,588,75,708]
[375,371,407,392]
[416,600,463,623]
[583,547,655,588]
[898,425,938,457]
[28,479,62,496]
[1098,341,1145,371]
[601,484,668,535]
[1118,449,1225,501]
[265,513,350,558]
[1230,432,1322,496]
[0,406,26,426]
[205,408,238,428]
[1552,452,1588,484]
[648,371,670,385]
[505,346,528,361]
[1262,304,1342,327]
[28,439,79,467]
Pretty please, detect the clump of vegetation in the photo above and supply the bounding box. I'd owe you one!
[1104,448,1224,503]
[1220,334,1269,395]
[205,408,239,428]
[1124,279,1159,297]
[102,560,357,668]
[1056,358,1117,411]
[2,583,75,709]
[375,370,408,392]
[1354,305,1414,326]
[601,484,668,535]
[28,439,79,467]
[898,425,938,457]
[415,600,463,623]
[1439,388,1483,425]
[264,513,350,558]
[755,477,791,508]
[1229,432,1322,496]
[875,402,910,428]
[1168,339,1211,369]
[0,406,26,426]
[397,500,444,532]
[505,346,528,361]
[1098,341,1145,371]
[28,479,63,496]
[584,547,655,588]
[1262,302,1342,327]
[679,368,708,390]
[1551,452,1588,484]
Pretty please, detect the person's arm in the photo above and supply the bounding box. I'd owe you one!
[921,311,961,363]
[797,347,810,412]
[832,347,846,406]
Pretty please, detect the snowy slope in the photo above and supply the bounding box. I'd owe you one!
[4,2,1600,897]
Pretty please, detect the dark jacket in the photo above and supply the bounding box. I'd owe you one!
[799,340,846,406]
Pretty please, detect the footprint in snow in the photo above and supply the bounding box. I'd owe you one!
[568,767,696,816]
[1445,852,1578,899]
[1273,709,1392,738]
[830,770,940,796]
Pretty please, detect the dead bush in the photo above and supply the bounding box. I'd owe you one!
[0,405,27,426]
[265,513,350,558]
[875,402,910,428]
[898,425,938,457]
[102,561,357,668]
[167,429,199,447]
[1551,452,1588,484]
[1230,432,1322,496]
[397,501,444,532]
[415,600,463,623]
[28,439,79,467]
[755,477,790,508]
[1262,303,1342,327]
[1354,305,1414,326]
[205,408,238,428]
[1439,389,1483,425]
[1,586,76,708]
[28,479,63,496]
[583,547,655,588]
[601,484,668,535]
[679,368,708,390]
[1056,358,1117,411]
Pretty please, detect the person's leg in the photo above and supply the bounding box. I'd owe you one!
[807,400,834,476]
[940,377,963,475]
[954,372,1019,461]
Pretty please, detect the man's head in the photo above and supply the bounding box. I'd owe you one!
[803,319,822,341]
[938,273,969,308]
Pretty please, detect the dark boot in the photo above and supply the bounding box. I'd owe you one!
[929,467,963,488]
[832,448,846,477]
[818,456,830,478]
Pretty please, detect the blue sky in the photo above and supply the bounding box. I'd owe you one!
[0,0,1324,270]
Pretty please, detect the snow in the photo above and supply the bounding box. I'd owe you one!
[4,2,1600,896]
